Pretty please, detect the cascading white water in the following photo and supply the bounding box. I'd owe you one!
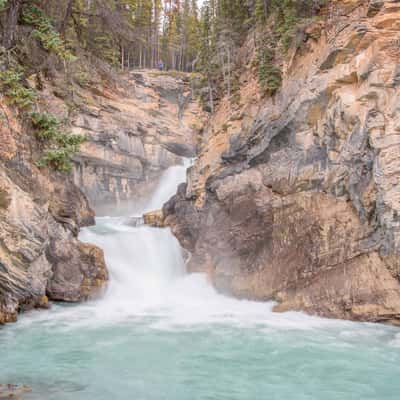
[78,161,190,320]
[2,160,400,400]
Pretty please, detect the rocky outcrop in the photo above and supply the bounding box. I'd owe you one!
[143,209,165,227]
[68,70,202,207]
[164,0,400,324]
[0,99,107,324]
[0,384,31,399]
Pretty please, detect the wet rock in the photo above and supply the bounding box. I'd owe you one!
[47,241,108,302]
[143,210,165,228]
[126,216,144,227]
[0,384,31,399]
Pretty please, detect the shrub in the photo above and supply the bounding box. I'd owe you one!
[22,6,76,61]
[30,112,86,172]
[256,48,282,95]
[271,0,328,52]
[0,69,37,109]
[37,146,80,172]
[30,111,60,140]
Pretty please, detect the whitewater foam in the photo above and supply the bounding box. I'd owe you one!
[12,160,398,339]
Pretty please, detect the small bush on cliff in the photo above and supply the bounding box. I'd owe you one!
[30,112,86,172]
[37,146,81,172]
[253,0,327,95]
[270,0,328,52]
[0,69,37,109]
[256,47,282,95]
[21,6,75,61]
[30,112,60,140]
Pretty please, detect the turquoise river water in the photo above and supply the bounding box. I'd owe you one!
[1,164,400,400]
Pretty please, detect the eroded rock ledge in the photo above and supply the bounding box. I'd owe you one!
[164,0,400,324]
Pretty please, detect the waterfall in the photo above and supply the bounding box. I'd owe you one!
[77,160,338,328]
[79,162,189,319]
[2,161,399,400]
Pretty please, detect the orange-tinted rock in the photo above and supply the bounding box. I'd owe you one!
[143,210,165,228]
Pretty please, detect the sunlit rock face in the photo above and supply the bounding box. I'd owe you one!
[164,0,400,324]
[0,99,108,324]
[70,71,202,207]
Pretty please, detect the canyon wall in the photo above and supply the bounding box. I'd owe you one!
[70,70,201,208]
[164,0,400,324]
[0,98,107,324]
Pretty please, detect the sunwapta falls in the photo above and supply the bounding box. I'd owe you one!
[1,1,400,399]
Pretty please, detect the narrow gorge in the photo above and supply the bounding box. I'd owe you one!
[0,67,201,324]
[1,0,400,399]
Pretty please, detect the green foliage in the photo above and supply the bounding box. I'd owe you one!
[274,4,299,52]
[0,0,7,12]
[30,112,60,140]
[255,0,267,24]
[269,0,328,52]
[0,69,23,86]
[22,6,76,61]
[37,147,80,172]
[251,0,327,97]
[0,69,37,109]
[30,112,86,172]
[73,71,90,87]
[256,47,282,95]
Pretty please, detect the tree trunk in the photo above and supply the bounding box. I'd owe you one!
[58,0,74,37]
[2,0,23,50]
[208,75,214,113]
[227,46,231,98]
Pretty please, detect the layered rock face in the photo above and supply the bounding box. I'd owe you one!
[165,0,400,323]
[0,100,107,324]
[71,70,201,208]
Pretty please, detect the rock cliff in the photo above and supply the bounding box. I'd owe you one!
[164,0,400,324]
[0,98,107,324]
[70,70,201,208]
